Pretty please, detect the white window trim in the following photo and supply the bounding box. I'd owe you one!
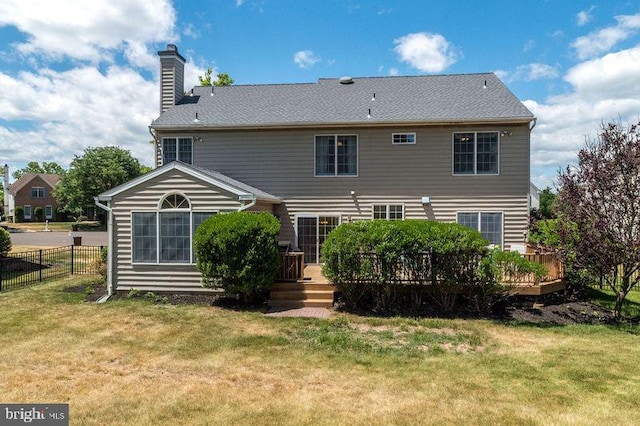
[451,131,500,176]
[391,133,416,145]
[131,193,217,265]
[45,205,53,219]
[371,204,405,220]
[294,213,342,264]
[314,134,359,178]
[24,205,32,219]
[161,137,194,165]
[31,187,45,198]
[456,211,504,248]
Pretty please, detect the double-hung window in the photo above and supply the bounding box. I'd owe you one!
[162,137,193,164]
[45,205,53,219]
[31,187,45,198]
[453,132,499,175]
[315,135,357,176]
[457,212,503,246]
[131,193,216,264]
[372,204,404,220]
[24,205,32,220]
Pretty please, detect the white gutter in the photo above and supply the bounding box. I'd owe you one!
[237,194,257,211]
[94,197,114,297]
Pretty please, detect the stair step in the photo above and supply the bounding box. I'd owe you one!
[269,290,334,301]
[268,299,333,308]
[272,282,335,291]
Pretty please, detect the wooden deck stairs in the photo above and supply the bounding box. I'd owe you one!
[269,265,335,309]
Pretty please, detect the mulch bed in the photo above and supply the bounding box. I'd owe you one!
[63,282,635,325]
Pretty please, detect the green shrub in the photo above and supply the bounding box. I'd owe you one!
[194,211,280,304]
[0,228,11,257]
[34,207,44,222]
[321,220,489,313]
[14,206,24,223]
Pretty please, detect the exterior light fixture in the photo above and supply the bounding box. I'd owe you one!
[421,196,431,204]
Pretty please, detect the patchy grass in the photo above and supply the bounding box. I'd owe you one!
[587,287,640,318]
[1,278,639,425]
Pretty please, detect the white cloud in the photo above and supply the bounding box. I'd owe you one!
[0,0,176,69]
[393,32,458,73]
[495,63,560,83]
[571,13,640,59]
[0,0,181,172]
[0,66,158,168]
[523,39,536,53]
[237,0,245,6]
[525,46,640,186]
[577,6,596,26]
[293,50,320,69]
[388,67,399,76]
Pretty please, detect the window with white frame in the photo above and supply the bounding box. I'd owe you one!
[372,204,404,220]
[315,135,358,176]
[457,212,503,246]
[131,193,216,264]
[45,205,53,219]
[23,205,32,219]
[31,187,45,198]
[162,137,193,164]
[392,133,416,145]
[453,132,499,175]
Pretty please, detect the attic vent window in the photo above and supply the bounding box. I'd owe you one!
[339,76,354,84]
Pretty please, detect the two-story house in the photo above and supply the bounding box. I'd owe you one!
[9,173,61,221]
[97,44,535,295]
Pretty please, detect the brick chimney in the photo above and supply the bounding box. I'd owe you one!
[157,44,186,114]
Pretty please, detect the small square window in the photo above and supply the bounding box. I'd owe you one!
[372,204,404,220]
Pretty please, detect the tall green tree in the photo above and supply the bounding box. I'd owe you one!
[54,146,145,215]
[557,121,640,318]
[12,161,65,180]
[198,68,234,87]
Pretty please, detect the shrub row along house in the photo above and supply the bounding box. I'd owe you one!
[96,44,536,296]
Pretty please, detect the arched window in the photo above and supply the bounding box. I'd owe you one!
[159,193,191,263]
[131,193,216,264]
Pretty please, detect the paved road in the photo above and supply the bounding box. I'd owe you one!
[9,231,108,247]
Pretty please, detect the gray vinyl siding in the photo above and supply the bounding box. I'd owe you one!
[158,124,529,247]
[275,195,528,249]
[162,124,529,198]
[109,170,246,293]
[160,57,184,113]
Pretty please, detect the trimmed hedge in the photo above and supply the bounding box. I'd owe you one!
[0,227,11,257]
[322,220,546,314]
[194,211,280,303]
[14,206,24,223]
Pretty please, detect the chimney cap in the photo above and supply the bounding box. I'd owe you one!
[157,43,186,62]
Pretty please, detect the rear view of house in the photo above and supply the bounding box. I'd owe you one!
[9,173,61,222]
[97,44,536,295]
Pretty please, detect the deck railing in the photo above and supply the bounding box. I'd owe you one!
[523,253,564,283]
[278,251,305,281]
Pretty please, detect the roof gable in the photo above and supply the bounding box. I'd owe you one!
[97,161,280,203]
[9,173,61,195]
[151,73,534,130]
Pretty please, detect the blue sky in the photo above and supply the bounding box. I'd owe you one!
[1,1,640,189]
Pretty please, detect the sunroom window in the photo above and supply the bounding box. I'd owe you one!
[131,193,216,264]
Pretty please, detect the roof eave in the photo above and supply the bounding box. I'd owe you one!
[150,116,536,132]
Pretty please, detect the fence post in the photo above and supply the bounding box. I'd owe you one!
[0,256,3,292]
[71,245,74,275]
[39,250,43,282]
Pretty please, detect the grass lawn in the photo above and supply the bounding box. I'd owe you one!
[1,277,639,425]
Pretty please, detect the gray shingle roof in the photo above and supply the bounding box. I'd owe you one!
[151,73,534,129]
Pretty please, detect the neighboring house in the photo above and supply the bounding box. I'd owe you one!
[96,44,536,295]
[529,181,541,210]
[9,173,61,221]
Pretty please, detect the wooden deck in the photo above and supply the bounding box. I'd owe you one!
[269,265,335,309]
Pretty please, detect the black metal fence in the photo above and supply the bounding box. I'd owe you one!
[0,245,105,292]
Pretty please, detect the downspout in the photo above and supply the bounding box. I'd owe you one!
[94,197,114,298]
[149,126,160,168]
[529,118,537,131]
[237,195,257,211]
